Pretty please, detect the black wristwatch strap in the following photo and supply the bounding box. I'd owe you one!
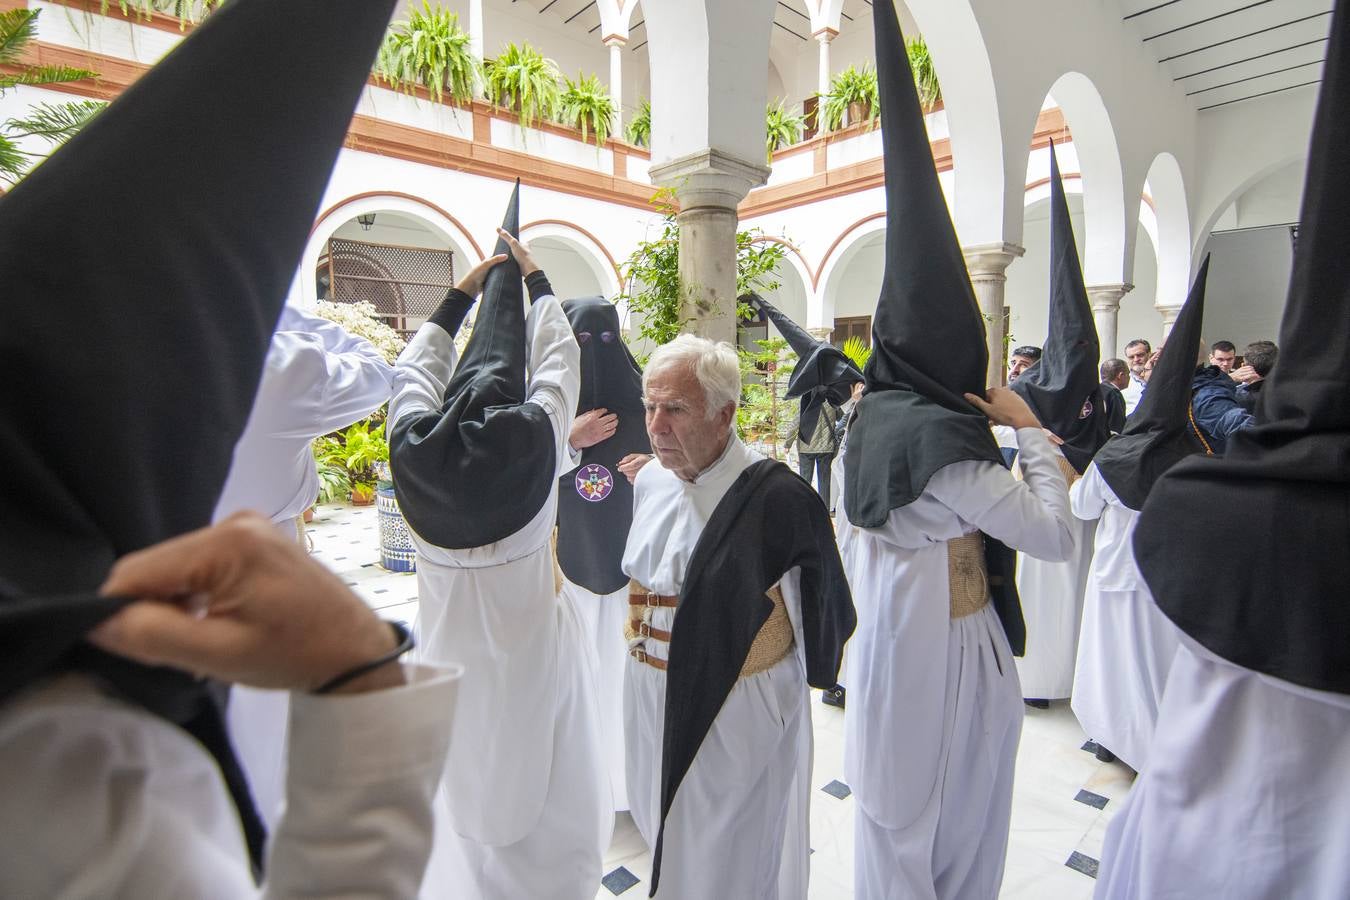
[312,620,415,695]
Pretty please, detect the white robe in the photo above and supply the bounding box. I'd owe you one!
[0,664,458,899]
[563,578,630,811]
[622,436,813,900]
[1095,637,1350,900]
[1068,463,1179,771]
[1010,437,1096,700]
[390,296,609,900]
[836,427,1074,900]
[215,305,393,831]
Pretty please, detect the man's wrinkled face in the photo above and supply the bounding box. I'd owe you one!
[1210,348,1235,372]
[644,364,735,482]
[1125,343,1151,376]
[1008,355,1036,382]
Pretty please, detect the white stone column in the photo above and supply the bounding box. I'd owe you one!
[469,0,485,90]
[605,36,625,131]
[1087,283,1132,362]
[963,242,1025,387]
[1157,304,1182,340]
[649,150,771,344]
[813,28,837,97]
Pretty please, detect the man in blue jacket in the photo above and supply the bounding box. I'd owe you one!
[1191,358,1254,453]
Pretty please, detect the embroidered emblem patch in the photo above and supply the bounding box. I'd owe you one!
[1079,398,1094,419]
[576,464,614,502]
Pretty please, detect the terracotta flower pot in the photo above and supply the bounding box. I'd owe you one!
[351,485,376,506]
[847,100,870,126]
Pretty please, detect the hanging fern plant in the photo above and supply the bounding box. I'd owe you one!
[764,99,805,162]
[625,97,651,147]
[906,36,942,110]
[377,2,479,105]
[558,72,615,147]
[483,42,562,131]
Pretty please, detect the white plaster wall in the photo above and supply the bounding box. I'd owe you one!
[27,1,183,64]
[1198,227,1291,349]
[1235,160,1304,229]
[356,86,476,141]
[529,236,607,299]
[490,117,614,172]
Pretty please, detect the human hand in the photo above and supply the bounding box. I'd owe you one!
[964,387,1040,430]
[618,453,653,484]
[497,228,540,276]
[1230,364,1262,385]
[456,253,509,298]
[91,513,404,695]
[570,409,618,450]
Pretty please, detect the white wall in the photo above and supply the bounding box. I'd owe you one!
[1198,227,1291,350]
[1235,160,1304,229]
[529,236,607,299]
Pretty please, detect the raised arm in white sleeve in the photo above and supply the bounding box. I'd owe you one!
[1069,461,1109,522]
[388,318,460,433]
[927,427,1075,562]
[523,293,581,478]
[0,664,457,900]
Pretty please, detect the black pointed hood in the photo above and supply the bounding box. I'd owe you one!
[745,293,862,442]
[843,0,1002,527]
[0,0,399,872]
[1011,142,1110,474]
[555,297,648,595]
[1093,258,1211,510]
[390,182,560,549]
[1135,0,1350,695]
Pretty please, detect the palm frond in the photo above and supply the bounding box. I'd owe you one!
[0,134,29,182]
[5,100,105,142]
[841,335,871,369]
[0,9,39,68]
[3,65,98,90]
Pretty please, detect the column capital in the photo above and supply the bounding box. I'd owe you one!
[1086,282,1134,311]
[1156,304,1182,330]
[807,326,833,342]
[602,33,627,48]
[650,148,770,210]
[962,242,1025,280]
[812,26,839,42]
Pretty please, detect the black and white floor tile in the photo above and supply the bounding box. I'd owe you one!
[307,502,1135,899]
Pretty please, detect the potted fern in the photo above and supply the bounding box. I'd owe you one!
[821,64,879,132]
[625,97,651,147]
[907,36,942,110]
[377,2,479,105]
[558,72,615,147]
[483,42,562,131]
[764,99,805,162]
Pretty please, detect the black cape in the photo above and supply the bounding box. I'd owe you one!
[390,182,560,549]
[745,293,862,442]
[555,298,649,595]
[1094,258,1212,511]
[647,459,854,895]
[0,0,397,875]
[844,0,1004,529]
[1135,0,1350,696]
[1010,142,1110,475]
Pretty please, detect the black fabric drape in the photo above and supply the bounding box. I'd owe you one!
[1135,0,1350,695]
[648,459,855,895]
[844,0,1004,527]
[390,182,560,550]
[555,298,649,595]
[0,0,398,875]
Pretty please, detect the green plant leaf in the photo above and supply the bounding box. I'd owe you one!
[841,335,872,369]
[625,96,651,147]
[484,41,562,134]
[377,2,479,105]
[559,71,614,148]
[4,100,104,142]
[764,98,805,162]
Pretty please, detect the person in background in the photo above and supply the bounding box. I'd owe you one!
[1099,358,1129,433]
[1008,345,1042,383]
[1232,340,1278,412]
[1121,339,1152,414]
[1191,346,1255,454]
[1208,340,1237,373]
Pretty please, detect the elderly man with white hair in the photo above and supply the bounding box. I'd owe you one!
[622,335,855,899]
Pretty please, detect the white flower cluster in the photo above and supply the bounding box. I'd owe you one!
[312,300,407,363]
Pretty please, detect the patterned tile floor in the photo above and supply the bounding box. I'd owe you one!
[308,501,1131,900]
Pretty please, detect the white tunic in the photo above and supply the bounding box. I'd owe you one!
[563,578,630,811]
[214,305,392,528]
[0,664,459,899]
[214,305,392,830]
[390,296,608,900]
[837,428,1074,900]
[1069,463,1179,771]
[1096,637,1350,900]
[1010,437,1096,700]
[622,437,813,900]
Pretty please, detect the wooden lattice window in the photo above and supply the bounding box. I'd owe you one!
[319,238,455,336]
[833,315,870,348]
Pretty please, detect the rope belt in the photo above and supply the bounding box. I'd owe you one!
[1054,453,1081,488]
[626,580,795,677]
[947,532,990,620]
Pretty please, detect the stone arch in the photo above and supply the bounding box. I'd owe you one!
[1037,72,1128,286]
[299,193,482,308]
[748,237,813,335]
[1191,153,1302,268]
[520,220,624,301]
[1142,152,1191,312]
[816,214,888,330]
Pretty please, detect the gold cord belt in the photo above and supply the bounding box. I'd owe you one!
[947,532,990,620]
[626,580,795,677]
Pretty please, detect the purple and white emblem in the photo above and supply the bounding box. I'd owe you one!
[1079,397,1094,419]
[576,463,614,502]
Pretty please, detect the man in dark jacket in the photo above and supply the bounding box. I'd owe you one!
[1191,360,1254,453]
[1233,340,1278,412]
[1099,358,1129,433]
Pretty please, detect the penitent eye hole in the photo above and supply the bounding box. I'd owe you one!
[577,331,592,344]
[600,331,617,344]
